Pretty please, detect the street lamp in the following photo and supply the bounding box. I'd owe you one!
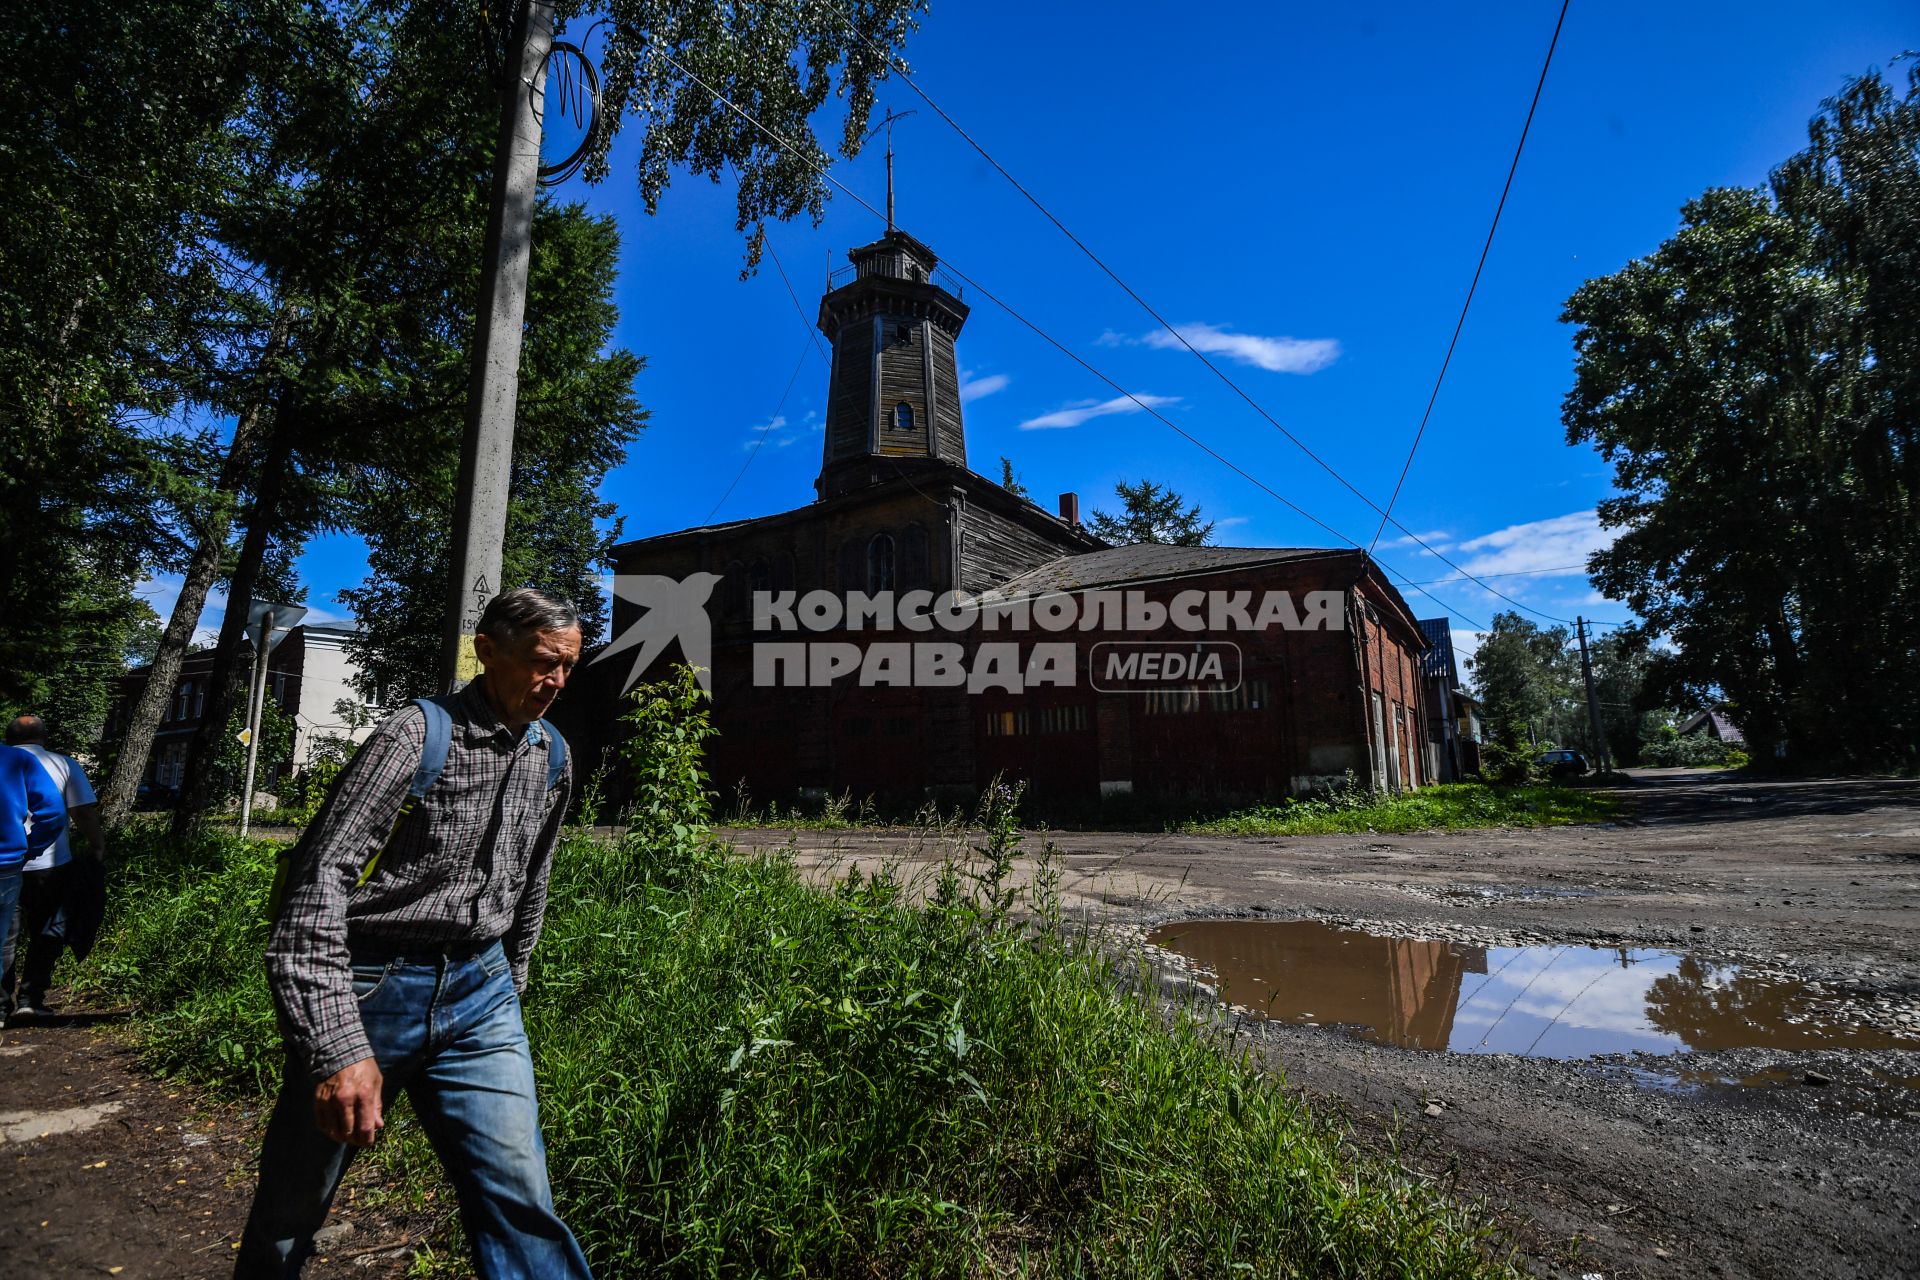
[239,599,307,837]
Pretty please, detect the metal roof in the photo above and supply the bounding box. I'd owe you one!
[985,545,1342,599]
[1416,618,1459,683]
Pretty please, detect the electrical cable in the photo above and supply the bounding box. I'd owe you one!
[700,338,814,525]
[1367,0,1572,554]
[797,6,1582,629]
[1476,946,1569,1049]
[653,47,1499,632]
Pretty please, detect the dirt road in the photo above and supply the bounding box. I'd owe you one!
[731,769,1920,1280]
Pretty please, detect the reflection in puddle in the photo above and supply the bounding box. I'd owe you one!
[1145,919,1920,1059]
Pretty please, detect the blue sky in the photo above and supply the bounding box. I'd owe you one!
[157,1,1915,665]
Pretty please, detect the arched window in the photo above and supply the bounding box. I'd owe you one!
[892,401,914,432]
[867,534,896,594]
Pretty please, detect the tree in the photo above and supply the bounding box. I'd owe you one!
[1467,612,1579,750]
[998,456,1031,501]
[340,202,645,701]
[0,0,288,766]
[1586,627,1658,765]
[1564,66,1919,769]
[1088,479,1215,546]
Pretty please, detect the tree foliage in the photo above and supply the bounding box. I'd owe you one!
[1564,65,1920,768]
[339,203,645,702]
[998,456,1031,501]
[1088,479,1215,547]
[0,0,292,745]
[585,0,928,272]
[1467,613,1579,750]
[2,0,930,822]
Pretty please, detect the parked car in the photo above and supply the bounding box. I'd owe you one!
[1537,749,1591,778]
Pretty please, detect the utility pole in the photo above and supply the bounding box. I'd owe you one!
[1576,617,1612,772]
[440,0,554,691]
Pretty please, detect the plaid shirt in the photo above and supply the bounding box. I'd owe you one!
[266,680,572,1083]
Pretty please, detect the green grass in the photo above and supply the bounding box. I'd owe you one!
[718,779,1619,839]
[1180,782,1619,837]
[77,811,1518,1279]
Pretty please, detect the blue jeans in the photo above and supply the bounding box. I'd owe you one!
[0,866,21,1011]
[233,940,591,1279]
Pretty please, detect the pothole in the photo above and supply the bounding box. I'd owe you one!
[1144,918,1920,1060]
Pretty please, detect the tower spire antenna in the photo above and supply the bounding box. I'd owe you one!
[864,107,917,232]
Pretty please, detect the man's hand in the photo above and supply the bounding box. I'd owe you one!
[313,1058,385,1146]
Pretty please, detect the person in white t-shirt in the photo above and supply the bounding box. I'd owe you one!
[2,715,104,1022]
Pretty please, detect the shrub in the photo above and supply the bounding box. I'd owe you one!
[1477,740,1544,784]
[1639,731,1734,767]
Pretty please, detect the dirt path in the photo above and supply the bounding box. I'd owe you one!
[729,770,1920,1279]
[0,1016,426,1278]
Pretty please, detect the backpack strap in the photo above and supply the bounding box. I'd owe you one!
[353,696,456,890]
[528,718,567,792]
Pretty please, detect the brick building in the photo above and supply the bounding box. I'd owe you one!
[557,226,1432,805]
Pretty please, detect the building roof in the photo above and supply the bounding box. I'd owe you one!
[1676,708,1745,743]
[1415,618,1459,684]
[984,545,1343,599]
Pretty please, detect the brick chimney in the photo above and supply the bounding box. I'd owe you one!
[1058,492,1080,526]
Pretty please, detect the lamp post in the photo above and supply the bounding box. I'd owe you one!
[240,599,307,838]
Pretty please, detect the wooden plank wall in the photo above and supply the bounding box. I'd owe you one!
[827,314,874,461]
[958,502,1082,594]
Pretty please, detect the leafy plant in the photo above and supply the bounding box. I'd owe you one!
[617,664,720,886]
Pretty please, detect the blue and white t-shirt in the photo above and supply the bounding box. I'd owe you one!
[21,746,94,871]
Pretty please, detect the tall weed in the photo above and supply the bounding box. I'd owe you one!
[76,689,1517,1278]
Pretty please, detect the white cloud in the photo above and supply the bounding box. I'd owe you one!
[1141,322,1341,374]
[1453,510,1611,579]
[959,371,1010,403]
[137,575,347,651]
[1451,628,1487,674]
[740,415,789,450]
[1019,393,1181,431]
[1379,529,1452,552]
[1216,516,1250,529]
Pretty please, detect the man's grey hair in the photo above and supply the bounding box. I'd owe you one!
[477,587,581,652]
[5,714,48,746]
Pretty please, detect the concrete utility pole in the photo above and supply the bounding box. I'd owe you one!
[440,0,554,691]
[1576,617,1612,772]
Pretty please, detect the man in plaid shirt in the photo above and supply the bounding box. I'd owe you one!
[235,588,592,1279]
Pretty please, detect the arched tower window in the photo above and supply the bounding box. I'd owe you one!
[892,401,914,433]
[867,534,896,594]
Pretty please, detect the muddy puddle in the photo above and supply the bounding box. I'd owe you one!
[1145,918,1920,1059]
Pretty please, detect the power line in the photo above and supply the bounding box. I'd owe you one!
[701,338,813,525]
[652,48,1498,632]
[788,11,1581,629]
[1367,0,1572,554]
[1400,563,1587,585]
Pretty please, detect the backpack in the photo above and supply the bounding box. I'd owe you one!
[267,696,567,919]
